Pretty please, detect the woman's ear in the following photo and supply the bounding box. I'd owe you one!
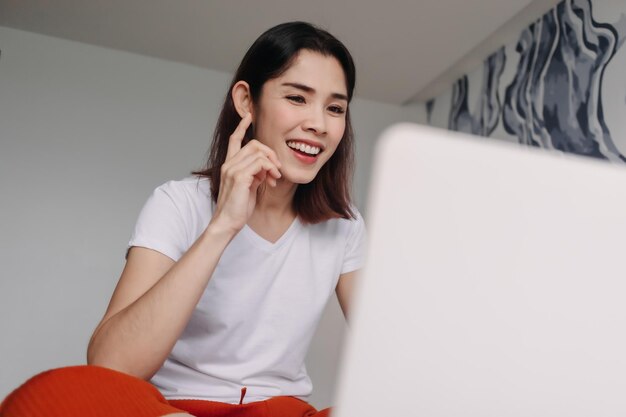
[231,81,254,119]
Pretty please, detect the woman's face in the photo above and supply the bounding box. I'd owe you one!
[253,50,348,185]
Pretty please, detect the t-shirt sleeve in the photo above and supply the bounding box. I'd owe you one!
[341,210,368,274]
[127,182,189,262]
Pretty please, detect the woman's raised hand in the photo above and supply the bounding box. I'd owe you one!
[211,113,282,233]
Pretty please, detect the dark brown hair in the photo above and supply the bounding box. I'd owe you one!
[194,21,356,224]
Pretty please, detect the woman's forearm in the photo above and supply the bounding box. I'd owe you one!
[87,222,236,380]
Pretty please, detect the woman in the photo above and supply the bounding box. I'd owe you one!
[0,21,365,417]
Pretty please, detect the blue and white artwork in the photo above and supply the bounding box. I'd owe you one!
[427,0,626,163]
[448,47,506,136]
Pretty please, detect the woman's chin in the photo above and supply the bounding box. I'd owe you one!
[280,168,319,186]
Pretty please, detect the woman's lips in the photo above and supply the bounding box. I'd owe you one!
[287,142,319,165]
[285,139,324,166]
[286,139,324,154]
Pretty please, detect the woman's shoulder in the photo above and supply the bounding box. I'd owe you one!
[310,205,365,237]
[153,176,211,200]
[336,205,364,225]
[131,176,212,258]
[306,206,367,270]
[145,176,213,222]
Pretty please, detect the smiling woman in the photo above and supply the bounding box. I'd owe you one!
[0,21,366,417]
[228,50,349,202]
[197,22,357,225]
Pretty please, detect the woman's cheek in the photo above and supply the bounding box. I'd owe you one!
[330,119,346,141]
[274,104,295,123]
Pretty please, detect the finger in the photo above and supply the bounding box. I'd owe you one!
[254,172,277,189]
[225,129,283,171]
[251,167,276,189]
[252,168,276,188]
[224,150,282,180]
[241,154,281,180]
[229,155,282,185]
[253,169,267,187]
[247,140,283,170]
[226,113,253,161]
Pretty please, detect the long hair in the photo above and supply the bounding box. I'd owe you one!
[193,21,356,224]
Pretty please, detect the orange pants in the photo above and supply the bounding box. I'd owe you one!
[0,366,331,417]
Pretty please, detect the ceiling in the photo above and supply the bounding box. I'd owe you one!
[0,0,561,105]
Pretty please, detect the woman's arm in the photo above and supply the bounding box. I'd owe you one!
[87,222,235,380]
[336,270,358,322]
[88,113,282,380]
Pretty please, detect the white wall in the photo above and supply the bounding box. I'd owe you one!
[0,26,425,406]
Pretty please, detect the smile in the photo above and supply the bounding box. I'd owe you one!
[286,140,322,156]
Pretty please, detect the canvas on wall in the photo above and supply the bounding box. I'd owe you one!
[426,0,626,163]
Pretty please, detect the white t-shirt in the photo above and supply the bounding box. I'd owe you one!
[128,177,367,403]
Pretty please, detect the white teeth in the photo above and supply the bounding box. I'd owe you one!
[287,141,321,155]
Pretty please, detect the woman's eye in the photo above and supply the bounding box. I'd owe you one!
[328,105,346,115]
[287,95,305,104]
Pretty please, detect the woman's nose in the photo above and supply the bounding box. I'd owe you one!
[302,107,327,135]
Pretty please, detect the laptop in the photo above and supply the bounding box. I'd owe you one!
[333,123,626,416]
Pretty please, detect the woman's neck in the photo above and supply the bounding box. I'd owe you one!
[247,180,298,243]
[254,179,297,219]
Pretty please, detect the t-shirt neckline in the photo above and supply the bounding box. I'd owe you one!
[241,217,302,252]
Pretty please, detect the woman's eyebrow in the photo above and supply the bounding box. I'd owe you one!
[282,82,348,101]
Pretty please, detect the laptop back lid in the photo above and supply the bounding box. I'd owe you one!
[334,123,626,417]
